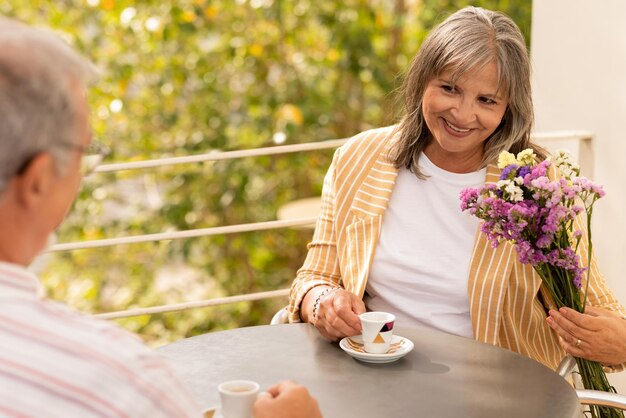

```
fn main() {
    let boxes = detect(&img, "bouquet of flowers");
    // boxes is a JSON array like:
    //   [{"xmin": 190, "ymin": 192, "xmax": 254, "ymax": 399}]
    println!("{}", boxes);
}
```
[{"xmin": 460, "ymin": 149, "xmax": 622, "ymax": 418}]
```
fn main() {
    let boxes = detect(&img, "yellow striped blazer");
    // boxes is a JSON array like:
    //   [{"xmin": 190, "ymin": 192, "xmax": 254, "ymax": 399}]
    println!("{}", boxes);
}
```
[{"xmin": 288, "ymin": 126, "xmax": 626, "ymax": 371}]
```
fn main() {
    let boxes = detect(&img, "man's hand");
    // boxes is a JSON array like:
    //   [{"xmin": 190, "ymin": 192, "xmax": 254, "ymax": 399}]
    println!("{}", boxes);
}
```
[{"xmin": 253, "ymin": 381, "xmax": 322, "ymax": 418}]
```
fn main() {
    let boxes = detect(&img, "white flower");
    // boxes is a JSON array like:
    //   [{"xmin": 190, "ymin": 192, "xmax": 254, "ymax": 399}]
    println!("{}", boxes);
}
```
[
  {"xmin": 497, "ymin": 179, "xmax": 524, "ymax": 202},
  {"xmin": 553, "ymin": 149, "xmax": 580, "ymax": 180}
]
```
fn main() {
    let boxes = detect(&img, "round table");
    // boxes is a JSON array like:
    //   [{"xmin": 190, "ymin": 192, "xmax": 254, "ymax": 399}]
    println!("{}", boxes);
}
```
[{"xmin": 157, "ymin": 323, "xmax": 580, "ymax": 418}]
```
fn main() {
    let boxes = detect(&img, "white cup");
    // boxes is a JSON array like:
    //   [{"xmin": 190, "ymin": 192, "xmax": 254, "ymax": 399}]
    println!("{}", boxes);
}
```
[
  {"xmin": 359, "ymin": 311, "xmax": 396, "ymax": 354},
  {"xmin": 218, "ymin": 380, "xmax": 260, "ymax": 418}
]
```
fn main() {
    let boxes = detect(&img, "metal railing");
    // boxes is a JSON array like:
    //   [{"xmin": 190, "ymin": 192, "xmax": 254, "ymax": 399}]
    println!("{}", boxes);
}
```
[
  {"xmin": 47, "ymin": 130, "xmax": 594, "ymax": 320},
  {"xmin": 576, "ymin": 390, "xmax": 626, "ymax": 410}
]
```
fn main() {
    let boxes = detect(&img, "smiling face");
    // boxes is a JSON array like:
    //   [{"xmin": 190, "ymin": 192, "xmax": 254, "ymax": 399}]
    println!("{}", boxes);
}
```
[{"xmin": 422, "ymin": 61, "xmax": 508, "ymax": 173}]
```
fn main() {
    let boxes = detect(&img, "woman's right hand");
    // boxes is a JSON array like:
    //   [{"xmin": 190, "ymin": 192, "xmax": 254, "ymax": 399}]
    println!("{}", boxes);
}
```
[{"xmin": 311, "ymin": 287, "xmax": 365, "ymax": 341}]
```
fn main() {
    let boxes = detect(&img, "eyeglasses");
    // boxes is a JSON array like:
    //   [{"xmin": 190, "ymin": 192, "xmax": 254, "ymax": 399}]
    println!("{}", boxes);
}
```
[
  {"xmin": 58, "ymin": 140, "xmax": 110, "ymax": 176},
  {"xmin": 16, "ymin": 139, "xmax": 110, "ymax": 177}
]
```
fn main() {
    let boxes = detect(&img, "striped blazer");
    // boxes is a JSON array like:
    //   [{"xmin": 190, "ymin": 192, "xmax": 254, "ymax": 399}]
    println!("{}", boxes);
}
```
[{"xmin": 288, "ymin": 126, "xmax": 626, "ymax": 371}]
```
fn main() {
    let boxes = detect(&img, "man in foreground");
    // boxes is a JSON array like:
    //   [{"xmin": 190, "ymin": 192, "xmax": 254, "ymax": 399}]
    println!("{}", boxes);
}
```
[{"xmin": 0, "ymin": 17, "xmax": 321, "ymax": 418}]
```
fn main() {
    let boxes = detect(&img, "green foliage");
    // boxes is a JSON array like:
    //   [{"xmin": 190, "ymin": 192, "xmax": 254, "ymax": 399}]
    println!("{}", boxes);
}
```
[{"xmin": 3, "ymin": 0, "xmax": 531, "ymax": 347}]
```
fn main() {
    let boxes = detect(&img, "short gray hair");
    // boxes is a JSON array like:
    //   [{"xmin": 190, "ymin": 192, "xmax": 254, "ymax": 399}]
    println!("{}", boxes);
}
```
[
  {"xmin": 390, "ymin": 6, "xmax": 546, "ymax": 178},
  {"xmin": 0, "ymin": 17, "xmax": 97, "ymax": 194}
]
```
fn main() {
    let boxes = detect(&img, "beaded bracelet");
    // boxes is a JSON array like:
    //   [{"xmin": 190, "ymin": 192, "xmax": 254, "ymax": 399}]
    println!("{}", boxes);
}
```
[{"xmin": 312, "ymin": 286, "xmax": 339, "ymax": 322}]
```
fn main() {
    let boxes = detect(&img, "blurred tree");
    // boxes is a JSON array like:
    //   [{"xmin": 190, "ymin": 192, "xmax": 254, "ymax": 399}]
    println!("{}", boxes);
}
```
[{"xmin": 2, "ymin": 0, "xmax": 531, "ymax": 346}]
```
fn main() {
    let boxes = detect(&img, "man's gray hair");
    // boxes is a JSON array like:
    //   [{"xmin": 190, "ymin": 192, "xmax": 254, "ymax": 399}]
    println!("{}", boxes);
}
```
[{"xmin": 0, "ymin": 17, "xmax": 97, "ymax": 194}]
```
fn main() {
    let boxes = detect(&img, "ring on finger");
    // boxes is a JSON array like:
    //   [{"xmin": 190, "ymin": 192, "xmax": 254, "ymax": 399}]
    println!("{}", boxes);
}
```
[{"xmin": 575, "ymin": 338, "xmax": 582, "ymax": 348}]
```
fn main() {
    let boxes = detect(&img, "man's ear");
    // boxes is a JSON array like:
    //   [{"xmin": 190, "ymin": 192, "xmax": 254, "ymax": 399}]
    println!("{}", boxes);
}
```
[{"xmin": 14, "ymin": 153, "xmax": 56, "ymax": 209}]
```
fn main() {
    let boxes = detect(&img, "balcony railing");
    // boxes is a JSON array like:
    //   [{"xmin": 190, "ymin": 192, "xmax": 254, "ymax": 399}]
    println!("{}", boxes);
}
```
[{"xmin": 45, "ymin": 130, "xmax": 594, "ymax": 320}]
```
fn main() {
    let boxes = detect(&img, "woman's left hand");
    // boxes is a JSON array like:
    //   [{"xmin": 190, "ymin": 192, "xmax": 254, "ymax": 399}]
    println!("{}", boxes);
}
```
[{"xmin": 547, "ymin": 306, "xmax": 626, "ymax": 366}]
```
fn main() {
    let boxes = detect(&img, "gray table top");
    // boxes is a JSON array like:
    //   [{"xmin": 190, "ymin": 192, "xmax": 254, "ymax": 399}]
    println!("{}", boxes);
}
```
[{"xmin": 157, "ymin": 323, "xmax": 580, "ymax": 418}]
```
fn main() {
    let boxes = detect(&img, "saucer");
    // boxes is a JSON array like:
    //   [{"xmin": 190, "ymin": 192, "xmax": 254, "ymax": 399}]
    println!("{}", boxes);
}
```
[{"xmin": 339, "ymin": 334, "xmax": 414, "ymax": 363}]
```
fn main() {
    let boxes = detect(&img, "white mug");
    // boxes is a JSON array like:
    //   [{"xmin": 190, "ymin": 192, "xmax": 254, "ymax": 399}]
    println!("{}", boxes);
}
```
[
  {"xmin": 359, "ymin": 311, "xmax": 395, "ymax": 354},
  {"xmin": 218, "ymin": 380, "xmax": 260, "ymax": 418}
]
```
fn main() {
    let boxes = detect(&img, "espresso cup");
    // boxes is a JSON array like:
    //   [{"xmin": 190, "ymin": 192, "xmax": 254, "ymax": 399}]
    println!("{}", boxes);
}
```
[
  {"xmin": 218, "ymin": 380, "xmax": 260, "ymax": 418},
  {"xmin": 359, "ymin": 311, "xmax": 395, "ymax": 354}
]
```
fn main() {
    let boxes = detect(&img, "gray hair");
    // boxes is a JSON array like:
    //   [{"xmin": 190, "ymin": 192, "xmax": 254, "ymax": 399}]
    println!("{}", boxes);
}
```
[
  {"xmin": 0, "ymin": 17, "xmax": 97, "ymax": 194},
  {"xmin": 390, "ymin": 6, "xmax": 546, "ymax": 178}
]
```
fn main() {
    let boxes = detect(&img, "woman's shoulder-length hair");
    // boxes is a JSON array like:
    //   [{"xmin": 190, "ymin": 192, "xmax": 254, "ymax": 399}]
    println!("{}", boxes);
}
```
[{"xmin": 389, "ymin": 6, "xmax": 547, "ymax": 178}]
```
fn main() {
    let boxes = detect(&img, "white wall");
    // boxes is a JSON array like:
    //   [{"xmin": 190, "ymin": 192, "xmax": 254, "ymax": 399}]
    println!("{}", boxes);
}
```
[{"xmin": 531, "ymin": 0, "xmax": 626, "ymax": 392}]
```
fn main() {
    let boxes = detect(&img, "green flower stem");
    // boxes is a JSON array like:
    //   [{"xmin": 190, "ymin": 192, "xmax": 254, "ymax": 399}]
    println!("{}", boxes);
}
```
[
  {"xmin": 582, "ymin": 202, "xmax": 596, "ymax": 311},
  {"xmin": 575, "ymin": 357, "xmax": 623, "ymax": 418},
  {"xmin": 539, "ymin": 265, "xmax": 623, "ymax": 418}
]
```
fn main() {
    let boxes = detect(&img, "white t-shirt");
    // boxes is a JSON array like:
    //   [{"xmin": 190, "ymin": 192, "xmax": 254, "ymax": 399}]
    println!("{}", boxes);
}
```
[{"xmin": 365, "ymin": 153, "xmax": 485, "ymax": 338}]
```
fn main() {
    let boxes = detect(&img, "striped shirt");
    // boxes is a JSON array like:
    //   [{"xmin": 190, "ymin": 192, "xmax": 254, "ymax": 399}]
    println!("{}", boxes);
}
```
[
  {"xmin": 288, "ymin": 126, "xmax": 626, "ymax": 372},
  {"xmin": 0, "ymin": 262, "xmax": 202, "ymax": 418}
]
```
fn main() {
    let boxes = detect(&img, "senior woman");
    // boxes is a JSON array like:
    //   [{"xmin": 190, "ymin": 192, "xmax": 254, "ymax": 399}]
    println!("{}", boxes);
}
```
[{"xmin": 287, "ymin": 6, "xmax": 626, "ymax": 372}]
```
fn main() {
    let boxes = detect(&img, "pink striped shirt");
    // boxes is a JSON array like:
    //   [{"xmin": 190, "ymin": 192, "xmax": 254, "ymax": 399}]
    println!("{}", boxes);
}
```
[{"xmin": 0, "ymin": 262, "xmax": 202, "ymax": 418}]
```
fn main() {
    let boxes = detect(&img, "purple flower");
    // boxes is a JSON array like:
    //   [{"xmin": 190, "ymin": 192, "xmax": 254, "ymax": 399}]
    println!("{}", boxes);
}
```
[
  {"xmin": 460, "ymin": 150, "xmax": 605, "ymax": 295},
  {"xmin": 518, "ymin": 165, "xmax": 531, "ymax": 178},
  {"xmin": 574, "ymin": 177, "xmax": 606, "ymax": 197},
  {"xmin": 572, "ymin": 267, "xmax": 586, "ymax": 289},
  {"xmin": 536, "ymin": 234, "xmax": 551, "ymax": 248},
  {"xmin": 500, "ymin": 164, "xmax": 519, "ymax": 181},
  {"xmin": 459, "ymin": 188, "xmax": 480, "ymax": 211}
]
